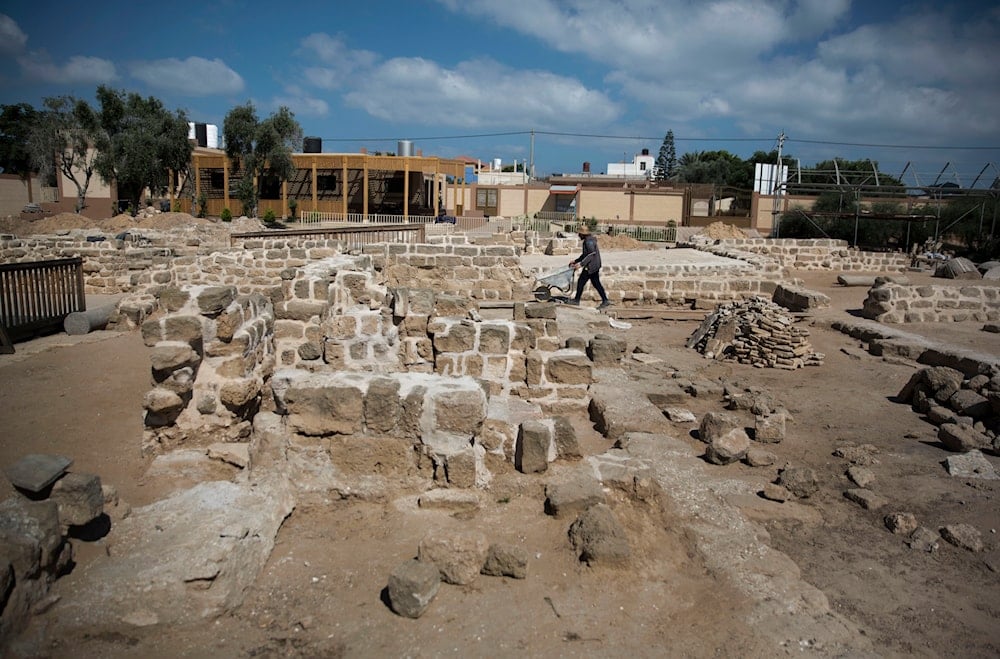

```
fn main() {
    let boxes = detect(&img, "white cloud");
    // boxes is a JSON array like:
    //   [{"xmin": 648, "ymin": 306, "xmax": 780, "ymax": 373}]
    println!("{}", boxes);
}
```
[
  {"xmin": 296, "ymin": 33, "xmax": 377, "ymax": 90},
  {"xmin": 439, "ymin": 0, "xmax": 1000, "ymax": 148},
  {"xmin": 271, "ymin": 86, "xmax": 330, "ymax": 118},
  {"xmin": 0, "ymin": 14, "xmax": 28, "ymax": 56},
  {"xmin": 129, "ymin": 57, "xmax": 244, "ymax": 96},
  {"xmin": 18, "ymin": 53, "xmax": 117, "ymax": 85},
  {"xmin": 344, "ymin": 57, "xmax": 619, "ymax": 129}
]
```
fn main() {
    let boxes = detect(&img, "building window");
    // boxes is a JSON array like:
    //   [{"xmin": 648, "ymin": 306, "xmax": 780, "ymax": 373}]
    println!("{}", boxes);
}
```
[
  {"xmin": 317, "ymin": 174, "xmax": 338, "ymax": 193},
  {"xmin": 640, "ymin": 162, "xmax": 647, "ymax": 171},
  {"xmin": 210, "ymin": 171, "xmax": 224, "ymax": 189},
  {"xmin": 476, "ymin": 188, "xmax": 497, "ymax": 209}
]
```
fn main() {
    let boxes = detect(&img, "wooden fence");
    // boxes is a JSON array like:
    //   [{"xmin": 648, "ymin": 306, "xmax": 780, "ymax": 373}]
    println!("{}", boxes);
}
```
[{"xmin": 0, "ymin": 257, "xmax": 85, "ymax": 351}]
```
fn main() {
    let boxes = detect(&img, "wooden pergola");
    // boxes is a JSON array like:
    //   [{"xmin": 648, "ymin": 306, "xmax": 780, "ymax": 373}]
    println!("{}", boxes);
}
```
[{"xmin": 175, "ymin": 150, "xmax": 469, "ymax": 219}]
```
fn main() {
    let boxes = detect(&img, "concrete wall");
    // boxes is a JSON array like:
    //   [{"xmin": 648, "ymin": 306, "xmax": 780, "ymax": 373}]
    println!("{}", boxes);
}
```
[{"xmin": 632, "ymin": 191, "xmax": 684, "ymax": 223}]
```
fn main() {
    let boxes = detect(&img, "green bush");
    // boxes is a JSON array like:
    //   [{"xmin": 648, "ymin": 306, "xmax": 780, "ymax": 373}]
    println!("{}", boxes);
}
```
[
  {"xmin": 263, "ymin": 208, "xmax": 276, "ymax": 222},
  {"xmin": 221, "ymin": 207, "xmax": 233, "ymax": 222},
  {"xmin": 288, "ymin": 199, "xmax": 298, "ymax": 221},
  {"xmin": 197, "ymin": 193, "xmax": 208, "ymax": 219}
]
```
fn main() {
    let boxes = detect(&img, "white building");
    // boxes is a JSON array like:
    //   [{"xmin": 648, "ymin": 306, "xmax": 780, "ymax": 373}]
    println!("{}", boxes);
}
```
[{"xmin": 606, "ymin": 148, "xmax": 655, "ymax": 178}]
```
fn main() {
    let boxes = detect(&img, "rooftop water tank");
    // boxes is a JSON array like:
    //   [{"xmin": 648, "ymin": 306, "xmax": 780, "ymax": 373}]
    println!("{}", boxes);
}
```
[
  {"xmin": 397, "ymin": 140, "xmax": 414, "ymax": 157},
  {"xmin": 303, "ymin": 137, "xmax": 322, "ymax": 153}
]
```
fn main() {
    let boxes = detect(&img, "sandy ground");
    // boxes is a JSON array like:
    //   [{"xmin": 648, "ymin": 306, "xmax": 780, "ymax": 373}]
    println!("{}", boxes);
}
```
[{"xmin": 1, "ymin": 257, "xmax": 999, "ymax": 657}]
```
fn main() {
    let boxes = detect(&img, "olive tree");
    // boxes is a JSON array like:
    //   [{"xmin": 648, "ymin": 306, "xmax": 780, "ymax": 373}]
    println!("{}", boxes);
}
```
[
  {"xmin": 27, "ymin": 96, "xmax": 101, "ymax": 213},
  {"xmin": 92, "ymin": 86, "xmax": 192, "ymax": 214},
  {"xmin": 0, "ymin": 103, "xmax": 39, "ymax": 201},
  {"xmin": 223, "ymin": 102, "xmax": 302, "ymax": 217}
]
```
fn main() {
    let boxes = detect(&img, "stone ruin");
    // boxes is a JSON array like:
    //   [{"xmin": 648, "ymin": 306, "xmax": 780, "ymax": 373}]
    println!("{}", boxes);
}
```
[{"xmin": 686, "ymin": 297, "xmax": 824, "ymax": 369}]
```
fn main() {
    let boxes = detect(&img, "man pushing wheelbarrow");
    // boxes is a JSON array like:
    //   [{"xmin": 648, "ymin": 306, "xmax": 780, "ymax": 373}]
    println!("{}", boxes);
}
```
[{"xmin": 567, "ymin": 225, "xmax": 611, "ymax": 309}]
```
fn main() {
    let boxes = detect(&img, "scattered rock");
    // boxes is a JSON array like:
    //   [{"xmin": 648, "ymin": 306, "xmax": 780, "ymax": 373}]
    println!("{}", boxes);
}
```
[
  {"xmin": 908, "ymin": 527, "xmax": 940, "ymax": 552},
  {"xmin": 3, "ymin": 454, "xmax": 73, "ymax": 494},
  {"xmin": 761, "ymin": 483, "xmax": 790, "ymax": 502},
  {"xmin": 568, "ymin": 504, "xmax": 630, "ymax": 567},
  {"xmin": 481, "ymin": 543, "xmax": 528, "ymax": 579},
  {"xmin": 777, "ymin": 467, "xmax": 819, "ymax": 498},
  {"xmin": 833, "ymin": 444, "xmax": 880, "ymax": 465},
  {"xmin": 515, "ymin": 420, "xmax": 550, "ymax": 474},
  {"xmin": 938, "ymin": 423, "xmax": 990, "ymax": 453},
  {"xmin": 418, "ymin": 530, "xmax": 489, "ymax": 585},
  {"xmin": 943, "ymin": 450, "xmax": 999, "ymax": 479},
  {"xmin": 884, "ymin": 512, "xmax": 918, "ymax": 536},
  {"xmin": 552, "ymin": 416, "xmax": 582, "ymax": 461},
  {"xmin": 544, "ymin": 475, "xmax": 606, "ymax": 519},
  {"xmin": 745, "ymin": 447, "xmax": 777, "ymax": 467},
  {"xmin": 698, "ymin": 411, "xmax": 742, "ymax": 444},
  {"xmin": 387, "ymin": 559, "xmax": 440, "ymax": 618},
  {"xmin": 844, "ymin": 488, "xmax": 888, "ymax": 511},
  {"xmin": 49, "ymin": 472, "xmax": 103, "ymax": 527},
  {"xmin": 753, "ymin": 411, "xmax": 786, "ymax": 443},
  {"xmin": 940, "ymin": 524, "xmax": 984, "ymax": 552},
  {"xmin": 705, "ymin": 428, "xmax": 750, "ymax": 465},
  {"xmin": 418, "ymin": 489, "xmax": 481, "ymax": 513},
  {"xmin": 846, "ymin": 465, "xmax": 876, "ymax": 488},
  {"xmin": 663, "ymin": 407, "xmax": 696, "ymax": 423}
]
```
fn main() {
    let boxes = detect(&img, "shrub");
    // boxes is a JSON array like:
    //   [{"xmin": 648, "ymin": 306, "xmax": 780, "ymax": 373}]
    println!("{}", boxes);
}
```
[
  {"xmin": 288, "ymin": 198, "xmax": 298, "ymax": 221},
  {"xmin": 197, "ymin": 193, "xmax": 208, "ymax": 219},
  {"xmin": 221, "ymin": 207, "xmax": 233, "ymax": 222},
  {"xmin": 263, "ymin": 208, "xmax": 276, "ymax": 222}
]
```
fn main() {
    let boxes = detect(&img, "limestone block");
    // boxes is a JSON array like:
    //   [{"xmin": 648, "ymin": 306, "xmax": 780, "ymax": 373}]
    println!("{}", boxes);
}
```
[
  {"xmin": 49, "ymin": 473, "xmax": 104, "ymax": 527},
  {"xmin": 197, "ymin": 286, "xmax": 236, "ymax": 316},
  {"xmin": 544, "ymin": 474, "xmax": 605, "ymax": 518},
  {"xmin": 588, "ymin": 334, "xmax": 626, "ymax": 365},
  {"xmin": 444, "ymin": 448, "xmax": 477, "ymax": 488},
  {"xmin": 156, "ymin": 287, "xmax": 190, "ymax": 312},
  {"xmin": 705, "ymin": 428, "xmax": 750, "ymax": 465},
  {"xmin": 947, "ymin": 389, "xmax": 991, "ymax": 420},
  {"xmin": 510, "ymin": 324, "xmax": 536, "ymax": 351},
  {"xmin": 699, "ymin": 411, "xmax": 743, "ymax": 444},
  {"xmin": 144, "ymin": 387, "xmax": 184, "ymax": 416},
  {"xmin": 279, "ymin": 381, "xmax": 364, "ymax": 436},
  {"xmin": 754, "ymin": 411, "xmax": 786, "ymax": 443},
  {"xmin": 418, "ymin": 530, "xmax": 489, "ymax": 585},
  {"xmin": 277, "ymin": 300, "xmax": 327, "ymax": 322},
  {"xmin": 553, "ymin": 416, "xmax": 582, "ymax": 460},
  {"xmin": 219, "ymin": 378, "xmax": 260, "ymax": 410},
  {"xmin": 938, "ymin": 423, "xmax": 989, "ymax": 452},
  {"xmin": 3, "ymin": 454, "xmax": 72, "ymax": 494},
  {"xmin": 0, "ymin": 498, "xmax": 63, "ymax": 579},
  {"xmin": 568, "ymin": 504, "xmax": 630, "ymax": 567},
  {"xmin": 323, "ymin": 315, "xmax": 358, "ymax": 340},
  {"xmin": 515, "ymin": 421, "xmax": 550, "ymax": 474},
  {"xmin": 545, "ymin": 353, "xmax": 592, "ymax": 385},
  {"xmin": 481, "ymin": 543, "xmax": 528, "ymax": 579},
  {"xmin": 364, "ymin": 378, "xmax": 402, "ymax": 433},
  {"xmin": 432, "ymin": 321, "xmax": 476, "ymax": 353},
  {"xmin": 778, "ymin": 466, "xmax": 819, "ymax": 498},
  {"xmin": 432, "ymin": 386, "xmax": 487, "ymax": 436},
  {"xmin": 387, "ymin": 559, "xmax": 440, "ymax": 618},
  {"xmin": 479, "ymin": 324, "xmax": 511, "ymax": 354}
]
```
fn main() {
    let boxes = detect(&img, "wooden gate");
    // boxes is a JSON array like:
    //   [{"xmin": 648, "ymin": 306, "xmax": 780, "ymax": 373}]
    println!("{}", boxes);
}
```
[{"xmin": 0, "ymin": 257, "xmax": 86, "ymax": 352}]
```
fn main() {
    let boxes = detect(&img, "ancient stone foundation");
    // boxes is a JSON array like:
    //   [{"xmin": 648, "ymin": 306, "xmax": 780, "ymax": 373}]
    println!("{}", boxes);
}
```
[{"xmin": 862, "ymin": 282, "xmax": 1000, "ymax": 323}]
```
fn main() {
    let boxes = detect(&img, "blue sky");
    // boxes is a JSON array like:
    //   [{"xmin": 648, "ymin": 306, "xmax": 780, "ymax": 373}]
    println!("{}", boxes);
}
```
[{"xmin": 2, "ymin": 0, "xmax": 999, "ymax": 185}]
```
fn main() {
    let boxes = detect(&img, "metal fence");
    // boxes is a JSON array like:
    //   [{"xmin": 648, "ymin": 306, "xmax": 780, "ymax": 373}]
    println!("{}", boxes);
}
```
[{"xmin": 0, "ymin": 257, "xmax": 85, "ymax": 349}]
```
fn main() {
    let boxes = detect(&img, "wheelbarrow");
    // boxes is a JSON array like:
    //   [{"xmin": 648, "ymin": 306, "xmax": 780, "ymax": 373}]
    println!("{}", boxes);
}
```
[{"xmin": 533, "ymin": 267, "xmax": 576, "ymax": 301}]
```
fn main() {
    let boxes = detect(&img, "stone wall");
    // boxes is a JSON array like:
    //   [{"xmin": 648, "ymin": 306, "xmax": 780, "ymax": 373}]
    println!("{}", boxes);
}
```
[
  {"xmin": 139, "ymin": 285, "xmax": 275, "ymax": 454},
  {"xmin": 707, "ymin": 238, "xmax": 910, "ymax": 272},
  {"xmin": 862, "ymin": 283, "xmax": 1000, "ymax": 323}
]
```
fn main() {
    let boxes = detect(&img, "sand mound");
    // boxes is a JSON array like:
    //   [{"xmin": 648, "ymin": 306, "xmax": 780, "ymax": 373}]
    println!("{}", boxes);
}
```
[
  {"xmin": 600, "ymin": 234, "xmax": 659, "ymax": 250},
  {"xmin": 0, "ymin": 211, "xmax": 215, "ymax": 237},
  {"xmin": 699, "ymin": 221, "xmax": 746, "ymax": 239}
]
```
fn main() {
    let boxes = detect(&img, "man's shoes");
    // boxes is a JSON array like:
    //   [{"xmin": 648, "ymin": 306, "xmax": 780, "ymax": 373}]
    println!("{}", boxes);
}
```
[
  {"xmin": 566, "ymin": 299, "xmax": 580, "ymax": 306},
  {"xmin": 598, "ymin": 300, "xmax": 612, "ymax": 309}
]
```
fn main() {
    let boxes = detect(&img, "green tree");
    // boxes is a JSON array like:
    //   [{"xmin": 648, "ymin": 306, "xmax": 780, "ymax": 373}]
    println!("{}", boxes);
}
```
[
  {"xmin": 0, "ymin": 103, "xmax": 40, "ymax": 201},
  {"xmin": 654, "ymin": 130, "xmax": 677, "ymax": 181},
  {"xmin": 675, "ymin": 150, "xmax": 749, "ymax": 188},
  {"xmin": 27, "ymin": 96, "xmax": 101, "ymax": 213},
  {"xmin": 91, "ymin": 86, "xmax": 192, "ymax": 215},
  {"xmin": 223, "ymin": 102, "xmax": 302, "ymax": 217}
]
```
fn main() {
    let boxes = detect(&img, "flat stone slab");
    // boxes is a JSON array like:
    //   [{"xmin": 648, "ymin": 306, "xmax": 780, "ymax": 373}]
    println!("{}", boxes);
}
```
[
  {"xmin": 944, "ymin": 450, "xmax": 999, "ymax": 480},
  {"xmin": 4, "ymin": 454, "xmax": 73, "ymax": 493}
]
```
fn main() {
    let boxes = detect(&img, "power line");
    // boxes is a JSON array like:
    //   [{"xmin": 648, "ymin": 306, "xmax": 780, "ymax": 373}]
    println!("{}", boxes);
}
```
[{"xmin": 788, "ymin": 138, "xmax": 1000, "ymax": 150}]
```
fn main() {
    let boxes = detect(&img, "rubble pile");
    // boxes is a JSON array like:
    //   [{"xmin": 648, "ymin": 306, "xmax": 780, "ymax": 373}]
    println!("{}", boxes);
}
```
[{"xmin": 686, "ymin": 297, "xmax": 824, "ymax": 369}]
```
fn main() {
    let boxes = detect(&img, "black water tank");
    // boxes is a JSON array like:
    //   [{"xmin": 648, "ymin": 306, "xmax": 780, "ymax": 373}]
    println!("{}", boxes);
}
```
[
  {"xmin": 195, "ymin": 123, "xmax": 208, "ymax": 147},
  {"xmin": 641, "ymin": 148, "xmax": 649, "ymax": 156},
  {"xmin": 303, "ymin": 137, "xmax": 322, "ymax": 153}
]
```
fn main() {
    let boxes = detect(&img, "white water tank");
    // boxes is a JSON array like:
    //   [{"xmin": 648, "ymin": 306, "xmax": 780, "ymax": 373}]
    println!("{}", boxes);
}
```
[
  {"xmin": 493, "ymin": 158, "xmax": 502, "ymax": 170},
  {"xmin": 206, "ymin": 124, "xmax": 219, "ymax": 149},
  {"xmin": 398, "ymin": 140, "xmax": 414, "ymax": 157}
]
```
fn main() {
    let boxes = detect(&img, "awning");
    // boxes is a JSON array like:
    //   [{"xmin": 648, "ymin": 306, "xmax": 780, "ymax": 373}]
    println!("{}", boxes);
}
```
[{"xmin": 549, "ymin": 185, "xmax": 580, "ymax": 194}]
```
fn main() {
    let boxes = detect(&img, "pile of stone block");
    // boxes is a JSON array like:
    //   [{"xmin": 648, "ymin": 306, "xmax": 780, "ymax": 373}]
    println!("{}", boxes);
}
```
[
  {"xmin": 1, "ymin": 454, "xmax": 105, "ymax": 640},
  {"xmin": 687, "ymin": 297, "xmax": 823, "ymax": 369},
  {"xmin": 897, "ymin": 365, "xmax": 1000, "ymax": 453}
]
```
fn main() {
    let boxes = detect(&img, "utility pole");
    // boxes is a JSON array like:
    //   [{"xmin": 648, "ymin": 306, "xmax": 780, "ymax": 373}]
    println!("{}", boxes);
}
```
[
  {"xmin": 771, "ymin": 131, "xmax": 786, "ymax": 237},
  {"xmin": 529, "ymin": 129, "xmax": 535, "ymax": 180}
]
